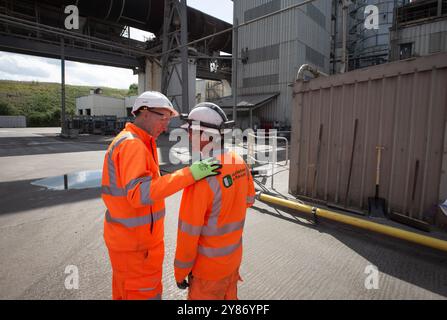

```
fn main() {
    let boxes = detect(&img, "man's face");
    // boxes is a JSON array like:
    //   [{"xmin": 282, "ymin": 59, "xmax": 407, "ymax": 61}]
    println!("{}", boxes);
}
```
[
  {"xmin": 188, "ymin": 129, "xmax": 220, "ymax": 153},
  {"xmin": 140, "ymin": 108, "xmax": 172, "ymax": 139}
]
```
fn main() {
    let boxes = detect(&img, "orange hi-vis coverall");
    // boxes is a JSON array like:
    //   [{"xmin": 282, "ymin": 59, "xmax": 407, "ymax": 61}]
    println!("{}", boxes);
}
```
[
  {"xmin": 174, "ymin": 149, "xmax": 256, "ymax": 300},
  {"xmin": 101, "ymin": 123, "xmax": 195, "ymax": 300}
]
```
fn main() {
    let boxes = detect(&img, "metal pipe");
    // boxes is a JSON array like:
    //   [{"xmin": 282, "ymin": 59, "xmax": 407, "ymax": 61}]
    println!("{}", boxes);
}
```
[
  {"xmin": 232, "ymin": 17, "xmax": 239, "ymax": 124},
  {"xmin": 0, "ymin": 14, "xmax": 155, "ymax": 58},
  {"xmin": 296, "ymin": 64, "xmax": 328, "ymax": 81},
  {"xmin": 180, "ymin": 0, "xmax": 189, "ymax": 114},
  {"xmin": 257, "ymin": 193, "xmax": 447, "ymax": 253},
  {"xmin": 341, "ymin": 0, "xmax": 349, "ymax": 73}
]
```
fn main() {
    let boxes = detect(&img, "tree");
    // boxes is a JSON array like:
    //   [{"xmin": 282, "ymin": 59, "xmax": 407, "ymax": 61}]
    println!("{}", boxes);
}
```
[
  {"xmin": 0, "ymin": 102, "xmax": 14, "ymax": 115},
  {"xmin": 127, "ymin": 83, "xmax": 138, "ymax": 96}
]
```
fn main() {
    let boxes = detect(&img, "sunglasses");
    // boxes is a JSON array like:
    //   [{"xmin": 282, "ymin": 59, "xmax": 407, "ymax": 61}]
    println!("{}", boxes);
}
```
[{"xmin": 140, "ymin": 107, "xmax": 171, "ymax": 121}]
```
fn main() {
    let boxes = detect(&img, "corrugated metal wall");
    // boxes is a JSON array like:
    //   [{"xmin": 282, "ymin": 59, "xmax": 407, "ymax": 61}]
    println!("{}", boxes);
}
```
[
  {"xmin": 289, "ymin": 52, "xmax": 447, "ymax": 222},
  {"xmin": 234, "ymin": 0, "xmax": 331, "ymax": 124}
]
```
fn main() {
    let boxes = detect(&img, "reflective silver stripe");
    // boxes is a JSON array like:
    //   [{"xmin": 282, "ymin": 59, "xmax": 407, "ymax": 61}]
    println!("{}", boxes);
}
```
[
  {"xmin": 174, "ymin": 259, "xmax": 195, "ymax": 269},
  {"xmin": 152, "ymin": 209, "xmax": 165, "ymax": 222},
  {"xmin": 105, "ymin": 209, "xmax": 165, "ymax": 228},
  {"xmin": 108, "ymin": 134, "xmax": 135, "ymax": 187},
  {"xmin": 201, "ymin": 219, "xmax": 245, "ymax": 236},
  {"xmin": 178, "ymin": 220, "xmax": 202, "ymax": 236},
  {"xmin": 104, "ymin": 132, "xmax": 138, "ymax": 196},
  {"xmin": 139, "ymin": 179, "xmax": 153, "ymax": 205},
  {"xmin": 101, "ymin": 185, "xmax": 127, "ymax": 197},
  {"xmin": 125, "ymin": 176, "xmax": 150, "ymax": 192},
  {"xmin": 123, "ymin": 176, "xmax": 154, "ymax": 205},
  {"xmin": 247, "ymin": 196, "xmax": 255, "ymax": 204},
  {"xmin": 179, "ymin": 218, "xmax": 244, "ymax": 237},
  {"xmin": 147, "ymin": 294, "xmax": 161, "ymax": 300},
  {"xmin": 198, "ymin": 238, "xmax": 242, "ymax": 258},
  {"xmin": 139, "ymin": 287, "xmax": 156, "ymax": 292},
  {"xmin": 206, "ymin": 176, "xmax": 222, "ymax": 227}
]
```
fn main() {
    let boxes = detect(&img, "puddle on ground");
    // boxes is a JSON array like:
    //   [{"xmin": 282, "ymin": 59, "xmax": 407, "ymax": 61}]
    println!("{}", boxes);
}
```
[{"xmin": 31, "ymin": 170, "xmax": 102, "ymax": 190}]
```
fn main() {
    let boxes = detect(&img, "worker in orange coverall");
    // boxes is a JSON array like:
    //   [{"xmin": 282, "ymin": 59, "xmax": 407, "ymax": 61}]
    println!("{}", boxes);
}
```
[
  {"xmin": 101, "ymin": 92, "xmax": 222, "ymax": 300},
  {"xmin": 174, "ymin": 102, "xmax": 256, "ymax": 300}
]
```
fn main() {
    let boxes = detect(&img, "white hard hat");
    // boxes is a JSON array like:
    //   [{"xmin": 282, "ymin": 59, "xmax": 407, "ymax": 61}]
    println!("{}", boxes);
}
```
[
  {"xmin": 132, "ymin": 91, "xmax": 179, "ymax": 117},
  {"xmin": 181, "ymin": 102, "xmax": 234, "ymax": 134}
]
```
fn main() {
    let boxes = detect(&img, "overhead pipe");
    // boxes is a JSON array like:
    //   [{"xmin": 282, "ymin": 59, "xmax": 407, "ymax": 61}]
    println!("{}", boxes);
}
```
[
  {"xmin": 340, "ymin": 0, "xmax": 350, "ymax": 73},
  {"xmin": 256, "ymin": 192, "xmax": 447, "ymax": 253},
  {"xmin": 296, "ymin": 64, "xmax": 328, "ymax": 81}
]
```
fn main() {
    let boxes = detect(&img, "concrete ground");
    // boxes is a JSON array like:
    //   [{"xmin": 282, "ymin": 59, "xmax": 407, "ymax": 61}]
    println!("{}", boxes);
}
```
[{"xmin": 0, "ymin": 128, "xmax": 446, "ymax": 300}]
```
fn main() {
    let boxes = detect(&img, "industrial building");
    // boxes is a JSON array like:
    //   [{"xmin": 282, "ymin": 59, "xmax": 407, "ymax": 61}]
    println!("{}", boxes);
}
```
[
  {"xmin": 75, "ymin": 89, "xmax": 128, "ymax": 118},
  {"xmin": 390, "ymin": 0, "xmax": 447, "ymax": 60},
  {"xmin": 227, "ymin": 0, "xmax": 447, "ymax": 129},
  {"xmin": 229, "ymin": 0, "xmax": 332, "ymax": 129},
  {"xmin": 330, "ymin": 0, "xmax": 447, "ymax": 71},
  {"xmin": 331, "ymin": 0, "xmax": 407, "ymax": 72},
  {"xmin": 1, "ymin": 0, "xmax": 447, "ymax": 303},
  {"xmin": 75, "ymin": 80, "xmax": 231, "ymax": 120},
  {"xmin": 196, "ymin": 79, "xmax": 232, "ymax": 104}
]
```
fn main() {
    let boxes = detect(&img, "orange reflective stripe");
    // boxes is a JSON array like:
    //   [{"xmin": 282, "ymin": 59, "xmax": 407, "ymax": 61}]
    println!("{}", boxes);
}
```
[
  {"xmin": 174, "ymin": 259, "xmax": 195, "ymax": 269},
  {"xmin": 105, "ymin": 209, "xmax": 165, "ymax": 228},
  {"xmin": 198, "ymin": 238, "xmax": 242, "ymax": 258}
]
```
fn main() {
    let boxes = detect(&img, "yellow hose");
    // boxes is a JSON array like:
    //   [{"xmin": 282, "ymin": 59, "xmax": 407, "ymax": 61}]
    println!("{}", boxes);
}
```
[{"xmin": 258, "ymin": 193, "xmax": 447, "ymax": 253}]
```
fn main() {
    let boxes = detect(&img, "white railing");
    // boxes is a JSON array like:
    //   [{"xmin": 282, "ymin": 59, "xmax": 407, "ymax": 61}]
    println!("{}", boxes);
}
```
[{"xmin": 247, "ymin": 131, "xmax": 289, "ymax": 189}]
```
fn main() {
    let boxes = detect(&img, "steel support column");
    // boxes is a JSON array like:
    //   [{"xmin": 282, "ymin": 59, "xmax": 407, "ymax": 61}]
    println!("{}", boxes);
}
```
[
  {"xmin": 161, "ymin": 0, "xmax": 190, "ymax": 114},
  {"xmin": 60, "ymin": 38, "xmax": 66, "ymax": 136}
]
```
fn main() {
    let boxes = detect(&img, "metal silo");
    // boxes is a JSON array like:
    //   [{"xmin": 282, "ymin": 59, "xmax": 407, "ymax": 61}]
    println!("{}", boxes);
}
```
[{"xmin": 348, "ymin": 0, "xmax": 405, "ymax": 69}]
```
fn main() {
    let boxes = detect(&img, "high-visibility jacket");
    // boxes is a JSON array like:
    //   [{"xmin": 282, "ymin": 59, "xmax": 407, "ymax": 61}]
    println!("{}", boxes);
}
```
[
  {"xmin": 102, "ymin": 123, "xmax": 195, "ymax": 252},
  {"xmin": 174, "ymin": 149, "xmax": 256, "ymax": 282}
]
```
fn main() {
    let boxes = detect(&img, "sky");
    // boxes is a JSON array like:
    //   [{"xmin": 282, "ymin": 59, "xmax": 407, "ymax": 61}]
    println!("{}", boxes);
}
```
[{"xmin": 0, "ymin": 0, "xmax": 233, "ymax": 89}]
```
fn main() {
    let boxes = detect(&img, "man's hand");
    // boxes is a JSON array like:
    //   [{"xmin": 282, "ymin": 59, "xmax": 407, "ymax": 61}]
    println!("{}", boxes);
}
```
[
  {"xmin": 177, "ymin": 279, "xmax": 189, "ymax": 290},
  {"xmin": 189, "ymin": 157, "xmax": 222, "ymax": 181}
]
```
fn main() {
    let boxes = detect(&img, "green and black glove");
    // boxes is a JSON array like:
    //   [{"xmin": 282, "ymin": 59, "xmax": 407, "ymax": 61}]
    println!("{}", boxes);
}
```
[{"xmin": 189, "ymin": 157, "xmax": 222, "ymax": 181}]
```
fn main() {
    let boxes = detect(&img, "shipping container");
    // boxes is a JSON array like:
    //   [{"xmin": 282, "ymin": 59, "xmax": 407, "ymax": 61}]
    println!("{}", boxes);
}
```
[{"xmin": 289, "ymin": 52, "xmax": 447, "ymax": 223}]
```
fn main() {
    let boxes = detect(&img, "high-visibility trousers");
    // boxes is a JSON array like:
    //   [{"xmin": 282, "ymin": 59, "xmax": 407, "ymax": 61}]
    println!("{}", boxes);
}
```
[
  {"xmin": 188, "ymin": 268, "xmax": 242, "ymax": 300},
  {"xmin": 107, "ymin": 242, "xmax": 164, "ymax": 300}
]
